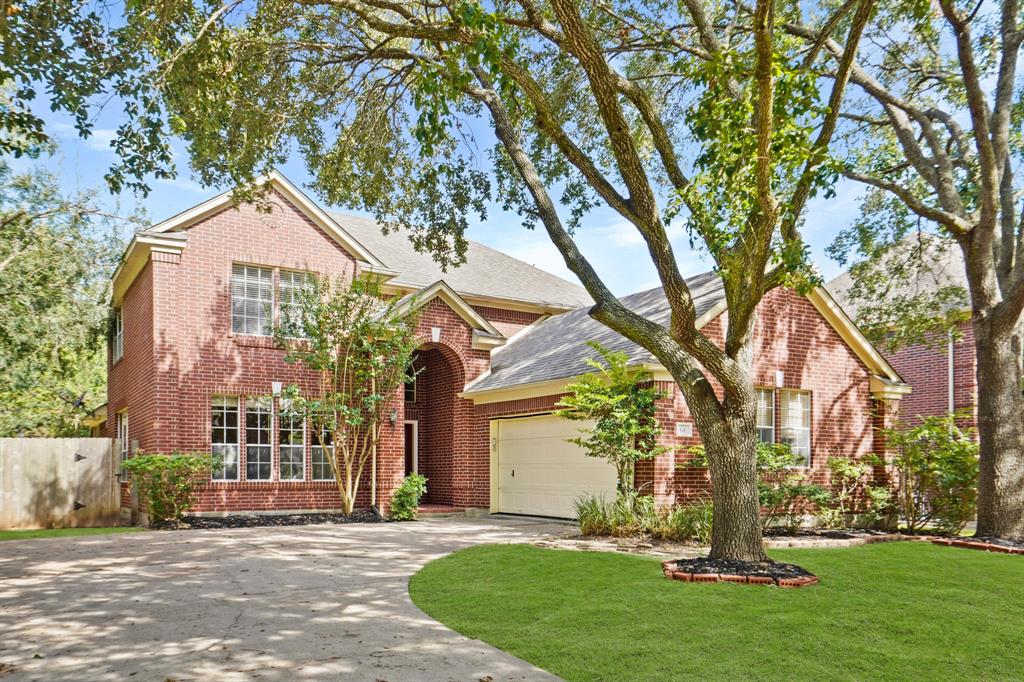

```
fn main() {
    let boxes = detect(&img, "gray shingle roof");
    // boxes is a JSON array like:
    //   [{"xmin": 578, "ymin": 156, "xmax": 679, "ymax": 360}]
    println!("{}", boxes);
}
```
[
  {"xmin": 826, "ymin": 235, "xmax": 968, "ymax": 317},
  {"xmin": 465, "ymin": 271, "xmax": 725, "ymax": 393},
  {"xmin": 329, "ymin": 212, "xmax": 592, "ymax": 309}
]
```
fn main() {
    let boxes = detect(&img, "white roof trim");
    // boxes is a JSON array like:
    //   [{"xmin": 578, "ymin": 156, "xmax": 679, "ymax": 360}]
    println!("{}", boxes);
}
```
[
  {"xmin": 147, "ymin": 170, "xmax": 387, "ymax": 269},
  {"xmin": 111, "ymin": 232, "xmax": 187, "ymax": 305},
  {"xmin": 806, "ymin": 287, "xmax": 904, "ymax": 383},
  {"xmin": 394, "ymin": 280, "xmax": 504, "ymax": 339}
]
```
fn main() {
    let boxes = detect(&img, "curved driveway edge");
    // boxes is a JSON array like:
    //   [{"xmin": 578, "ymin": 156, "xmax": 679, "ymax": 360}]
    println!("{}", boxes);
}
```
[{"xmin": 0, "ymin": 516, "xmax": 572, "ymax": 681}]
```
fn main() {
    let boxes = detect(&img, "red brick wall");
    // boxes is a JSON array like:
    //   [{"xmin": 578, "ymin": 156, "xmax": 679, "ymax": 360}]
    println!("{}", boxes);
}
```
[
  {"xmin": 882, "ymin": 321, "xmax": 976, "ymax": 428},
  {"xmin": 108, "ymin": 196, "xmax": 521, "ymax": 513},
  {"xmin": 473, "ymin": 305, "xmax": 543, "ymax": 338}
]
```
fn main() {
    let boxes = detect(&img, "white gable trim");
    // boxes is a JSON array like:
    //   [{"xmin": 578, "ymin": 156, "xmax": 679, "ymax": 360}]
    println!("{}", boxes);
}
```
[
  {"xmin": 111, "ymin": 232, "xmax": 187, "ymax": 305},
  {"xmin": 147, "ymin": 171, "xmax": 388, "ymax": 270},
  {"xmin": 394, "ymin": 280, "xmax": 506, "ymax": 350}
]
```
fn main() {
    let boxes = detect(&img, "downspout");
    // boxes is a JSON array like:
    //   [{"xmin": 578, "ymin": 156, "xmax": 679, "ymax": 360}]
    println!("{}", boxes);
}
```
[
  {"xmin": 948, "ymin": 329, "xmax": 955, "ymax": 414},
  {"xmin": 371, "ymin": 374, "xmax": 377, "ymax": 511}
]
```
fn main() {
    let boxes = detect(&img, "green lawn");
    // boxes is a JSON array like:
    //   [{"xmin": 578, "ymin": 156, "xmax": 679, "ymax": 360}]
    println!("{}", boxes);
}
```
[
  {"xmin": 0, "ymin": 526, "xmax": 142, "ymax": 542},
  {"xmin": 410, "ymin": 542, "xmax": 1024, "ymax": 681}
]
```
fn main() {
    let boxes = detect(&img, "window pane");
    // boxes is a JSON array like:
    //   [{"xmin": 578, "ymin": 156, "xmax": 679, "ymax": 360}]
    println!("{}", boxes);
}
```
[
  {"xmin": 279, "ymin": 410, "xmax": 305, "ymax": 480},
  {"xmin": 231, "ymin": 264, "xmax": 274, "ymax": 337},
  {"xmin": 211, "ymin": 397, "xmax": 239, "ymax": 480},
  {"xmin": 779, "ymin": 389, "xmax": 811, "ymax": 464},
  {"xmin": 755, "ymin": 388, "xmax": 774, "ymax": 444},
  {"xmin": 245, "ymin": 398, "xmax": 272, "ymax": 480}
]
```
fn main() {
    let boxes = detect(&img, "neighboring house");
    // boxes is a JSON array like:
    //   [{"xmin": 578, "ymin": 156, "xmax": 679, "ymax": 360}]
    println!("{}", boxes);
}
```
[
  {"xmin": 827, "ymin": 241, "xmax": 976, "ymax": 429},
  {"xmin": 97, "ymin": 171, "xmax": 909, "ymax": 518}
]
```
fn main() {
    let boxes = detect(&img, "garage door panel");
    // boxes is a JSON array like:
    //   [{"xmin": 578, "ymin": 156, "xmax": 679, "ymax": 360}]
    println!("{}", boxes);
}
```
[{"xmin": 494, "ymin": 415, "xmax": 617, "ymax": 518}]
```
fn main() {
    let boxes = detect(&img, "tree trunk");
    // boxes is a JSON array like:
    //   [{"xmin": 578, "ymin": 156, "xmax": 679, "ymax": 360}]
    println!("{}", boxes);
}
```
[
  {"xmin": 702, "ymin": 417, "xmax": 767, "ymax": 561},
  {"xmin": 973, "ymin": 317, "xmax": 1024, "ymax": 541}
]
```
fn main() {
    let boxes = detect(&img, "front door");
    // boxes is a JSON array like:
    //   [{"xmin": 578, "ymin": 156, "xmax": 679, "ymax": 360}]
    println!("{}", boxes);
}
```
[{"xmin": 403, "ymin": 421, "xmax": 418, "ymax": 476}]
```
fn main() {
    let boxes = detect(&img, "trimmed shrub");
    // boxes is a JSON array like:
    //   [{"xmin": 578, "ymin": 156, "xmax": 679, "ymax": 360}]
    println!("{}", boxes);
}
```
[
  {"xmin": 389, "ymin": 473, "xmax": 428, "ymax": 521},
  {"xmin": 121, "ymin": 452, "xmax": 218, "ymax": 525},
  {"xmin": 574, "ymin": 492, "xmax": 714, "ymax": 544}
]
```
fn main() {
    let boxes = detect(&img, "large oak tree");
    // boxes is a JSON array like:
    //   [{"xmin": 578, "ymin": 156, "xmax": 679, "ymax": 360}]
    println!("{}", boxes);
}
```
[
  {"xmin": 46, "ymin": 0, "xmax": 873, "ymax": 560},
  {"xmin": 801, "ymin": 0, "xmax": 1024, "ymax": 541}
]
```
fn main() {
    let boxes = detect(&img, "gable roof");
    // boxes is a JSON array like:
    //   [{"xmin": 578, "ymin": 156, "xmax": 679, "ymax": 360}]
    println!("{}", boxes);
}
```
[
  {"xmin": 826, "ymin": 234, "xmax": 968, "ymax": 317},
  {"xmin": 391, "ymin": 280, "xmax": 507, "ymax": 350},
  {"xmin": 462, "ymin": 270, "xmax": 906, "ymax": 401},
  {"xmin": 329, "ymin": 212, "xmax": 593, "ymax": 311}
]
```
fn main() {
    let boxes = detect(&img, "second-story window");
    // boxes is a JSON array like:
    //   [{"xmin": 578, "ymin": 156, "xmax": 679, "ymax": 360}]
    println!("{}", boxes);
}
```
[
  {"xmin": 279, "ymin": 270, "xmax": 313, "ymax": 337},
  {"xmin": 231, "ymin": 264, "xmax": 273, "ymax": 336},
  {"xmin": 112, "ymin": 310, "xmax": 124, "ymax": 362}
]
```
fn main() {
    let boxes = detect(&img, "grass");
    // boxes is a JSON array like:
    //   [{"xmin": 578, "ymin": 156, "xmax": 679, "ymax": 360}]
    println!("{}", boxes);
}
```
[
  {"xmin": 410, "ymin": 542, "xmax": 1024, "ymax": 681},
  {"xmin": 0, "ymin": 526, "xmax": 142, "ymax": 542}
]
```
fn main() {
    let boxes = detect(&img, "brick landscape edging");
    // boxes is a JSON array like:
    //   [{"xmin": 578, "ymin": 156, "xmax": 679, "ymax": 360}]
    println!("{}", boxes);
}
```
[
  {"xmin": 930, "ymin": 538, "xmax": 1024, "ymax": 555},
  {"xmin": 660, "ymin": 560, "xmax": 820, "ymax": 588}
]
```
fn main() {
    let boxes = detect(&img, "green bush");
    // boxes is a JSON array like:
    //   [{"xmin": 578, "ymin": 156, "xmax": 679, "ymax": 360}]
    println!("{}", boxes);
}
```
[
  {"xmin": 389, "ymin": 473, "xmax": 428, "ymax": 521},
  {"xmin": 882, "ymin": 414, "xmax": 979, "ymax": 534},
  {"xmin": 574, "ymin": 494, "xmax": 614, "ymax": 536},
  {"xmin": 817, "ymin": 456, "xmax": 894, "ymax": 530},
  {"xmin": 121, "ymin": 452, "xmax": 218, "ymax": 525},
  {"xmin": 574, "ymin": 492, "xmax": 713, "ymax": 544}
]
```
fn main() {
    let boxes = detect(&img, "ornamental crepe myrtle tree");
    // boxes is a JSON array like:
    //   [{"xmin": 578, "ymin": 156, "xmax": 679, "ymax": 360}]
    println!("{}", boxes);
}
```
[
  {"xmin": 786, "ymin": 0, "xmax": 1024, "ymax": 542},
  {"xmin": 74, "ymin": 0, "xmax": 875, "ymax": 561},
  {"xmin": 274, "ymin": 276, "xmax": 419, "ymax": 515}
]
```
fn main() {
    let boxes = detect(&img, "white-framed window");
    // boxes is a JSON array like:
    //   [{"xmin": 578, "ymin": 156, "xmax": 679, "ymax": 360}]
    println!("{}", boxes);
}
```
[
  {"xmin": 780, "ymin": 389, "xmax": 812, "ymax": 465},
  {"xmin": 279, "ymin": 269, "xmax": 313, "ymax": 337},
  {"xmin": 117, "ymin": 411, "xmax": 130, "ymax": 463},
  {"xmin": 279, "ymin": 405, "xmax": 305, "ymax": 480},
  {"xmin": 211, "ymin": 396, "xmax": 240, "ymax": 480},
  {"xmin": 245, "ymin": 397, "xmax": 272, "ymax": 481},
  {"xmin": 231, "ymin": 264, "xmax": 273, "ymax": 336},
  {"xmin": 311, "ymin": 422, "xmax": 334, "ymax": 481},
  {"xmin": 112, "ymin": 309, "xmax": 124, "ymax": 362},
  {"xmin": 756, "ymin": 388, "xmax": 775, "ymax": 444}
]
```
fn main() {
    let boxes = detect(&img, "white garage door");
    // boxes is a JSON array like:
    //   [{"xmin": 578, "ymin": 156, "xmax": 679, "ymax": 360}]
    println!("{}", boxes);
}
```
[{"xmin": 493, "ymin": 415, "xmax": 617, "ymax": 518}]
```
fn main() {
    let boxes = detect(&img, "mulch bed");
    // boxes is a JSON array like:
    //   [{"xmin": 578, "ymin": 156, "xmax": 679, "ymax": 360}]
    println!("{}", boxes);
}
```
[
  {"xmin": 152, "ymin": 510, "xmax": 384, "ymax": 530},
  {"xmin": 931, "ymin": 536, "xmax": 1024, "ymax": 555},
  {"xmin": 662, "ymin": 557, "xmax": 819, "ymax": 588}
]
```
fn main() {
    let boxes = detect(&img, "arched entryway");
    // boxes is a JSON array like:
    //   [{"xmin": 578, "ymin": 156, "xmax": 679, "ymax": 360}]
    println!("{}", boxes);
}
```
[{"xmin": 403, "ymin": 342, "xmax": 466, "ymax": 507}]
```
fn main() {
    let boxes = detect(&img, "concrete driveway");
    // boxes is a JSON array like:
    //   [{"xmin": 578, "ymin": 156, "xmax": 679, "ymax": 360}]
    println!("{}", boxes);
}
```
[{"xmin": 0, "ymin": 516, "xmax": 573, "ymax": 681}]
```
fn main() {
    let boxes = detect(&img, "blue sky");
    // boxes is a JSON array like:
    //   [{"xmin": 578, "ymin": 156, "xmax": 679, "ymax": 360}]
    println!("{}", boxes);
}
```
[{"xmin": 18, "ymin": 108, "xmax": 863, "ymax": 296}]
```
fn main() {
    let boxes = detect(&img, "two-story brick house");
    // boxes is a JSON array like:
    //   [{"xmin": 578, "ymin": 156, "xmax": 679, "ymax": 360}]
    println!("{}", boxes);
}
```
[{"xmin": 98, "ymin": 172, "xmax": 909, "ymax": 518}]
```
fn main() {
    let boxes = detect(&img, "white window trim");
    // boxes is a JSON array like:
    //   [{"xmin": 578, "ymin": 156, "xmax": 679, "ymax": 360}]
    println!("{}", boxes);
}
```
[
  {"xmin": 278, "ymin": 406, "xmax": 306, "ymax": 482},
  {"xmin": 211, "ymin": 396, "xmax": 240, "ymax": 481},
  {"xmin": 279, "ymin": 269, "xmax": 313, "ymax": 339},
  {"xmin": 779, "ymin": 389, "xmax": 812, "ymax": 466},
  {"xmin": 112, "ymin": 310, "xmax": 124, "ymax": 362},
  {"xmin": 231, "ymin": 263, "xmax": 274, "ymax": 337},
  {"xmin": 311, "ymin": 430, "xmax": 334, "ymax": 482},
  {"xmin": 755, "ymin": 387, "xmax": 775, "ymax": 445},
  {"xmin": 117, "ymin": 411, "xmax": 130, "ymax": 464},
  {"xmin": 244, "ymin": 397, "xmax": 274, "ymax": 482}
]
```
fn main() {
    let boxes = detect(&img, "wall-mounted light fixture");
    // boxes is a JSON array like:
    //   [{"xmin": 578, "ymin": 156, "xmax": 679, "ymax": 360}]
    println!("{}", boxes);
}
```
[
  {"xmin": 272, "ymin": 381, "xmax": 283, "ymax": 396},
  {"xmin": 389, "ymin": 408, "xmax": 398, "ymax": 425}
]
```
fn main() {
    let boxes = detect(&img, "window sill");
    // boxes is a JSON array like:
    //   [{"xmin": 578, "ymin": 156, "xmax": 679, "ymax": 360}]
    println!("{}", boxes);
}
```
[{"xmin": 230, "ymin": 334, "xmax": 279, "ymax": 349}]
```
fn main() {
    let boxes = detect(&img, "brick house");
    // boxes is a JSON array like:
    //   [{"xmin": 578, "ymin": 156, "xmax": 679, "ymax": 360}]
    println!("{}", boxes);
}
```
[
  {"xmin": 827, "ymin": 241, "xmax": 976, "ymax": 430},
  {"xmin": 96, "ymin": 172, "xmax": 909, "ymax": 518}
]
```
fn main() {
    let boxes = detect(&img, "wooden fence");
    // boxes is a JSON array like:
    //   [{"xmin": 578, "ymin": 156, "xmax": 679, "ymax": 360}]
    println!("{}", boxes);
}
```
[{"xmin": 0, "ymin": 438, "xmax": 120, "ymax": 529}]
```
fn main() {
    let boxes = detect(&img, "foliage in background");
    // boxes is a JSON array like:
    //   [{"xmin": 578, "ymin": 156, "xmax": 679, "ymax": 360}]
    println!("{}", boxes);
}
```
[
  {"xmin": 121, "ymin": 452, "xmax": 219, "ymax": 525},
  {"xmin": 574, "ymin": 492, "xmax": 713, "ymax": 545},
  {"xmin": 0, "ymin": 161, "xmax": 130, "ymax": 436},
  {"xmin": 275, "ymin": 276, "xmax": 419, "ymax": 514},
  {"xmin": 818, "ymin": 456, "xmax": 893, "ymax": 530},
  {"xmin": 389, "ymin": 473, "xmax": 428, "ymax": 521},
  {"xmin": 881, "ymin": 414, "xmax": 979, "ymax": 535},
  {"xmin": 556, "ymin": 342, "xmax": 667, "ymax": 496}
]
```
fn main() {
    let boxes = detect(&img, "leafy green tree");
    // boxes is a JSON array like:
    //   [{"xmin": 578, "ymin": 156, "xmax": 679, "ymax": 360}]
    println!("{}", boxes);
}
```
[
  {"xmin": 40, "ymin": 0, "xmax": 874, "ymax": 561},
  {"xmin": 0, "ymin": 162, "xmax": 128, "ymax": 436},
  {"xmin": 793, "ymin": 1, "xmax": 1024, "ymax": 542},
  {"xmin": 275, "ymin": 276, "xmax": 419, "ymax": 515},
  {"xmin": 555, "ymin": 342, "xmax": 667, "ymax": 497}
]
